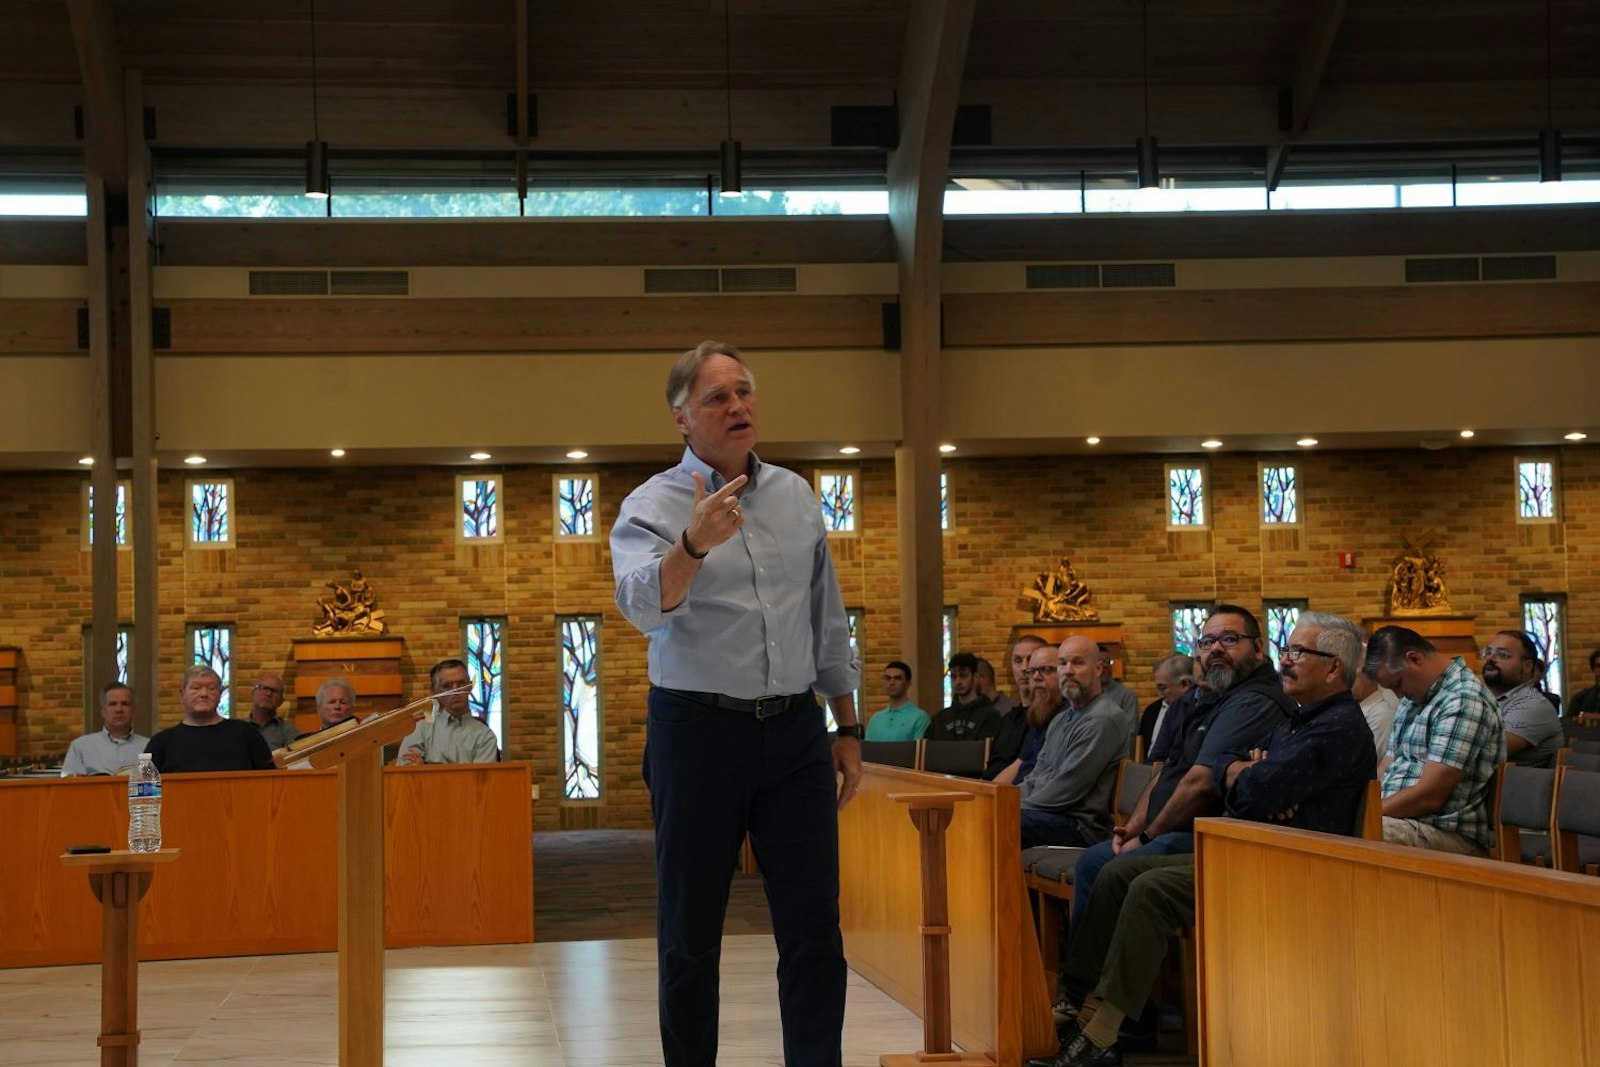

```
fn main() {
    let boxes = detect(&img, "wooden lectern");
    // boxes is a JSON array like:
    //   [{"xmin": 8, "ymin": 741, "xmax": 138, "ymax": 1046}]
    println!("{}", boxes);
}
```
[{"xmin": 275, "ymin": 697, "xmax": 436, "ymax": 1066}]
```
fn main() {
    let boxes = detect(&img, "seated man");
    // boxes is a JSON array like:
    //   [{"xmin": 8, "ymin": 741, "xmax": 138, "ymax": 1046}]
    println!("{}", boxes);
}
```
[
  {"xmin": 1351, "ymin": 648, "xmax": 1399, "ymax": 755},
  {"xmin": 1481, "ymin": 630, "xmax": 1563, "ymax": 767},
  {"xmin": 1068, "ymin": 604, "xmax": 1291, "ymax": 931},
  {"xmin": 397, "ymin": 658, "xmax": 499, "ymax": 765},
  {"xmin": 1018, "ymin": 636, "xmax": 1133, "ymax": 849},
  {"xmin": 1096, "ymin": 646, "xmax": 1139, "ymax": 724},
  {"xmin": 977, "ymin": 656, "xmax": 1017, "ymax": 718},
  {"xmin": 864, "ymin": 661, "xmax": 929, "ymax": 741},
  {"xmin": 146, "ymin": 665, "xmax": 275, "ymax": 773},
  {"xmin": 986, "ymin": 634, "xmax": 1048, "ymax": 779},
  {"xmin": 926, "ymin": 651, "xmax": 1000, "ymax": 741},
  {"xmin": 1365, "ymin": 625, "xmax": 1503, "ymax": 856},
  {"xmin": 993, "ymin": 643, "xmax": 1061, "ymax": 787},
  {"xmin": 1569, "ymin": 648, "xmax": 1600, "ymax": 717},
  {"xmin": 316, "ymin": 677, "xmax": 358, "ymax": 731},
  {"xmin": 61, "ymin": 682, "xmax": 148, "ymax": 776},
  {"xmin": 1034, "ymin": 612, "xmax": 1375, "ymax": 1067},
  {"xmin": 1136, "ymin": 653, "xmax": 1192, "ymax": 761},
  {"xmin": 245, "ymin": 671, "xmax": 299, "ymax": 750}
]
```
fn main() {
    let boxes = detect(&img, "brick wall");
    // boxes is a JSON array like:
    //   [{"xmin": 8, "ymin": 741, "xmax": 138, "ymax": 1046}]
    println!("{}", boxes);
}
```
[{"xmin": 2, "ymin": 445, "xmax": 1594, "ymax": 826}]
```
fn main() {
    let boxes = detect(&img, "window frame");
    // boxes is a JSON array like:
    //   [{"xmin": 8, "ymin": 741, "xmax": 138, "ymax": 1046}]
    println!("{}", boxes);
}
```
[
  {"xmin": 82, "ymin": 478, "xmax": 133, "ymax": 550},
  {"xmin": 558, "ymin": 614, "xmax": 603, "ymax": 802},
  {"xmin": 185, "ymin": 622, "xmax": 236, "ymax": 717},
  {"xmin": 1258, "ymin": 462, "xmax": 1301, "ymax": 527},
  {"xmin": 1164, "ymin": 463, "xmax": 1210, "ymax": 531},
  {"xmin": 456, "ymin": 473, "xmax": 503, "ymax": 543},
  {"xmin": 1514, "ymin": 456, "xmax": 1559, "ymax": 524},
  {"xmin": 814, "ymin": 468, "xmax": 860, "ymax": 536},
  {"xmin": 185, "ymin": 478, "xmax": 235, "ymax": 548},
  {"xmin": 460, "ymin": 616, "xmax": 507, "ymax": 749},
  {"xmin": 552, "ymin": 472, "xmax": 599, "ymax": 542}
]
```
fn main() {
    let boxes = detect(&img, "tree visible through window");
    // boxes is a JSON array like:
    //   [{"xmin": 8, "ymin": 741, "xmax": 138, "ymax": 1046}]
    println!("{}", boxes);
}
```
[
  {"xmin": 459, "ymin": 476, "xmax": 499, "ymax": 539},
  {"xmin": 462, "ymin": 617, "xmax": 505, "ymax": 747},
  {"xmin": 556, "ymin": 476, "xmax": 595, "ymax": 538},
  {"xmin": 1522, "ymin": 598, "xmax": 1565, "ymax": 703},
  {"xmin": 1166, "ymin": 466, "xmax": 1206, "ymax": 527},
  {"xmin": 189, "ymin": 481, "xmax": 231, "ymax": 544},
  {"xmin": 1517, "ymin": 460, "xmax": 1556, "ymax": 520},
  {"xmin": 1264, "ymin": 602, "xmax": 1305, "ymax": 664},
  {"xmin": 87, "ymin": 482, "xmax": 129, "ymax": 546},
  {"xmin": 188, "ymin": 624, "xmax": 234, "ymax": 717},
  {"xmin": 817, "ymin": 472, "xmax": 856, "ymax": 533},
  {"xmin": 1171, "ymin": 604, "xmax": 1211, "ymax": 656},
  {"xmin": 560, "ymin": 616, "xmax": 601, "ymax": 800},
  {"xmin": 1260, "ymin": 465, "xmax": 1297, "ymax": 525}
]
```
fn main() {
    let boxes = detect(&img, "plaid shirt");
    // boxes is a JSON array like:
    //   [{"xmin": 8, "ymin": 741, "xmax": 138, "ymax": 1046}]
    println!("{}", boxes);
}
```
[{"xmin": 1381, "ymin": 657, "xmax": 1505, "ymax": 850}]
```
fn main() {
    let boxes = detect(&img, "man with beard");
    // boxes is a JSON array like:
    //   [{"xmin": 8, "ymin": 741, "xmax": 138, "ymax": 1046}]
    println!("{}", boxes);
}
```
[
  {"xmin": 986, "ymin": 634, "xmax": 1048, "ymax": 779},
  {"xmin": 1017, "ymin": 636, "xmax": 1134, "ymax": 848},
  {"xmin": 1481, "ymin": 630, "xmax": 1563, "ymax": 767},
  {"xmin": 1033, "ymin": 612, "xmax": 1374, "ymax": 1067},
  {"xmin": 993, "ymin": 642, "xmax": 1062, "ymax": 786},
  {"xmin": 1066, "ymin": 605, "xmax": 1291, "ymax": 932}
]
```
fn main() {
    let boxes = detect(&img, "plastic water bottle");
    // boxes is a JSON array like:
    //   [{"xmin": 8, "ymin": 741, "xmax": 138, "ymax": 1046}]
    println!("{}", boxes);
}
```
[{"xmin": 128, "ymin": 753, "xmax": 163, "ymax": 853}]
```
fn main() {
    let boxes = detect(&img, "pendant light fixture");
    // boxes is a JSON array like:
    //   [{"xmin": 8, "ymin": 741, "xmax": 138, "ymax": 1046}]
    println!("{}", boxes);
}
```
[
  {"xmin": 1135, "ymin": 0, "xmax": 1158, "ymax": 190},
  {"xmin": 305, "ymin": 0, "xmax": 330, "ymax": 199},
  {"xmin": 1539, "ymin": 0, "xmax": 1561, "ymax": 182},
  {"xmin": 719, "ymin": 0, "xmax": 741, "ymax": 195}
]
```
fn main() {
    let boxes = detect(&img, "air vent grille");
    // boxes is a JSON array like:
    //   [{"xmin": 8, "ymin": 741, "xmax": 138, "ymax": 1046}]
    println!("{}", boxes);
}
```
[
  {"xmin": 1481, "ymin": 255, "xmax": 1557, "ymax": 281},
  {"xmin": 1406, "ymin": 257, "xmax": 1480, "ymax": 283},
  {"xmin": 330, "ymin": 270, "xmax": 409, "ymax": 296},
  {"xmin": 720, "ymin": 267, "xmax": 797, "ymax": 293},
  {"xmin": 1101, "ymin": 262, "xmax": 1177, "ymax": 288},
  {"xmin": 1026, "ymin": 264, "xmax": 1101, "ymax": 289},
  {"xmin": 249, "ymin": 270, "xmax": 328, "ymax": 296},
  {"xmin": 644, "ymin": 268, "xmax": 720, "ymax": 294}
]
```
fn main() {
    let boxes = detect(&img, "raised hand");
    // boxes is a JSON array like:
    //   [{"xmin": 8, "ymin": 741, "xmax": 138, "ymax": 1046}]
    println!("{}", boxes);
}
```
[{"xmin": 684, "ymin": 472, "xmax": 749, "ymax": 556}]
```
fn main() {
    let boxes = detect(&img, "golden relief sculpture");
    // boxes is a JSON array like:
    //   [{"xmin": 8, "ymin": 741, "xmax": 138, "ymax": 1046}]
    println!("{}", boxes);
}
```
[
  {"xmin": 1021, "ymin": 557, "xmax": 1101, "ymax": 623},
  {"xmin": 312, "ymin": 568, "xmax": 387, "ymax": 636},
  {"xmin": 1387, "ymin": 531, "xmax": 1451, "ymax": 615}
]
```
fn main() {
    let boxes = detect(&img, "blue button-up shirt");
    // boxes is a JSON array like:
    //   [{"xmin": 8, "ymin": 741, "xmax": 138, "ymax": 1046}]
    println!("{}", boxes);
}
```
[{"xmin": 612, "ymin": 447, "xmax": 859, "ymax": 701}]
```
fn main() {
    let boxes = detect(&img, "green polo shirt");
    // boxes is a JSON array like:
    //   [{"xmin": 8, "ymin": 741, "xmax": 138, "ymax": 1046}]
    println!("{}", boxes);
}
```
[{"xmin": 865, "ymin": 703, "xmax": 930, "ymax": 742}]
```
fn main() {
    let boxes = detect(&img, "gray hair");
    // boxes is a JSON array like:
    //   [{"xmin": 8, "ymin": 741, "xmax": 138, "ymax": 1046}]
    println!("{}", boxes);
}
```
[
  {"xmin": 181, "ymin": 664, "xmax": 221, "ymax": 689},
  {"xmin": 316, "ymin": 677, "xmax": 356, "ymax": 705},
  {"xmin": 666, "ymin": 340, "xmax": 753, "ymax": 412},
  {"xmin": 1298, "ymin": 611, "xmax": 1365, "ymax": 687},
  {"xmin": 1155, "ymin": 653, "xmax": 1193, "ymax": 681}
]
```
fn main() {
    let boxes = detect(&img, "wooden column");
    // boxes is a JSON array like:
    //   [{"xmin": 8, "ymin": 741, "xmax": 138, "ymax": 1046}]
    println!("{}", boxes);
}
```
[
  {"xmin": 61, "ymin": 848, "xmax": 181, "ymax": 1067},
  {"xmin": 339, "ymin": 749, "xmax": 386, "ymax": 1066},
  {"xmin": 886, "ymin": 0, "xmax": 975, "ymax": 714},
  {"xmin": 125, "ymin": 69, "xmax": 159, "ymax": 738}
]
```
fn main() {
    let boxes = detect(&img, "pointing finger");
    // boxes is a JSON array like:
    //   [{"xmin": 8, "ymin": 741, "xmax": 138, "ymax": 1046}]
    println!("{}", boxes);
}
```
[{"xmin": 692, "ymin": 472, "xmax": 707, "ymax": 502}]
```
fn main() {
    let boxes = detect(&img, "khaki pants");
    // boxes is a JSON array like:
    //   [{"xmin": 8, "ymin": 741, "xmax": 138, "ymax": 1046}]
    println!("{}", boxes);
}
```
[{"xmin": 1382, "ymin": 816, "xmax": 1486, "ymax": 857}]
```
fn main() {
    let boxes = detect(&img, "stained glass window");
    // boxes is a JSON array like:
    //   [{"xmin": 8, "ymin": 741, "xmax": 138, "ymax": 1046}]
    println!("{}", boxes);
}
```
[
  {"xmin": 942, "ymin": 607, "xmax": 957, "ymax": 707},
  {"xmin": 86, "ymin": 481, "xmax": 130, "ymax": 547},
  {"xmin": 461, "ymin": 617, "xmax": 505, "ymax": 746},
  {"xmin": 940, "ymin": 472, "xmax": 949, "ymax": 531},
  {"xmin": 817, "ymin": 471, "xmax": 857, "ymax": 533},
  {"xmin": 82, "ymin": 624, "xmax": 134, "ymax": 715},
  {"xmin": 187, "ymin": 623, "xmax": 234, "ymax": 717},
  {"xmin": 1170, "ymin": 604, "xmax": 1211, "ymax": 656},
  {"xmin": 115, "ymin": 628, "xmax": 131, "ymax": 684},
  {"xmin": 1260, "ymin": 465, "xmax": 1298, "ymax": 525},
  {"xmin": 1264, "ymin": 602, "xmax": 1305, "ymax": 664},
  {"xmin": 555, "ymin": 475, "xmax": 596, "ymax": 538},
  {"xmin": 458, "ymin": 476, "xmax": 500, "ymax": 540},
  {"xmin": 1516, "ymin": 459, "xmax": 1556, "ymax": 521},
  {"xmin": 1166, "ymin": 465, "xmax": 1206, "ymax": 528},
  {"xmin": 560, "ymin": 615, "xmax": 601, "ymax": 800},
  {"xmin": 188, "ymin": 480, "xmax": 232, "ymax": 545},
  {"xmin": 1522, "ymin": 597, "xmax": 1565, "ymax": 703}
]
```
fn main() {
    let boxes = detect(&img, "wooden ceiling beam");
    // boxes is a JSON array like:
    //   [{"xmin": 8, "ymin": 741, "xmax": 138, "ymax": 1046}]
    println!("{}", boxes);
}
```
[
  {"xmin": 1287, "ymin": 0, "xmax": 1348, "ymax": 135},
  {"xmin": 66, "ymin": 0, "xmax": 127, "ymax": 193}
]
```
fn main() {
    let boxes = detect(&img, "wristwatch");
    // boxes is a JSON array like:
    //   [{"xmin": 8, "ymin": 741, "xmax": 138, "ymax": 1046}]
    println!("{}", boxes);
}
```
[
  {"xmin": 1137, "ymin": 830, "xmax": 1153, "ymax": 845},
  {"xmin": 833, "ymin": 724, "xmax": 865, "ymax": 740}
]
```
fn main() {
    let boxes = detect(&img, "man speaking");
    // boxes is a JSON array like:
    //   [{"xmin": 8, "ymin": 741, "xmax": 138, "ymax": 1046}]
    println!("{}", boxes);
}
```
[{"xmin": 612, "ymin": 340, "xmax": 864, "ymax": 1067}]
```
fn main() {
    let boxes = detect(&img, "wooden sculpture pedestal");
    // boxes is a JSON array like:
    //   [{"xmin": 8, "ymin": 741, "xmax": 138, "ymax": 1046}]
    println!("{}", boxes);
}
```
[
  {"xmin": 291, "ymin": 636, "xmax": 405, "ymax": 735},
  {"xmin": 1011, "ymin": 622, "xmax": 1125, "ymax": 680},
  {"xmin": 60, "ymin": 848, "xmax": 181, "ymax": 1067}
]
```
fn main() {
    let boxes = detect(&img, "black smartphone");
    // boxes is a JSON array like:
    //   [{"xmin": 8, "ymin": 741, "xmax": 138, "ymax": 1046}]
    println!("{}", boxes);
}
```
[{"xmin": 67, "ymin": 844, "xmax": 112, "ymax": 854}]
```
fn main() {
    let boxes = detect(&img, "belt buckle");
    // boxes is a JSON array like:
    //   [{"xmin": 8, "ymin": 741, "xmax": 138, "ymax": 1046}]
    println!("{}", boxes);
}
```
[{"xmin": 754, "ymin": 695, "xmax": 784, "ymax": 720}]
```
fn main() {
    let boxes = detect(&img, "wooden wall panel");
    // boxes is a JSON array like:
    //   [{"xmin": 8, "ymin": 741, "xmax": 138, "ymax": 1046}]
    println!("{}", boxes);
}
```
[
  {"xmin": 0, "ymin": 222, "xmax": 86, "ymax": 266},
  {"xmin": 0, "ymin": 298, "xmax": 81, "ymax": 354},
  {"xmin": 1194, "ymin": 819, "xmax": 1600, "ymax": 1067},
  {"xmin": 944, "ymin": 282, "xmax": 1600, "ymax": 347},
  {"xmin": 163, "ymin": 295, "xmax": 891, "ymax": 354},
  {"xmin": 0, "ymin": 763, "xmax": 533, "ymax": 968}
]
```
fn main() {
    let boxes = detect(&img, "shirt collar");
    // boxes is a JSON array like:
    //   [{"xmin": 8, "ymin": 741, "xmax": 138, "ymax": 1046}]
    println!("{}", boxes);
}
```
[
  {"xmin": 681, "ymin": 445, "xmax": 762, "ymax": 490},
  {"xmin": 1290, "ymin": 690, "xmax": 1348, "ymax": 726},
  {"xmin": 1423, "ymin": 656, "xmax": 1468, "ymax": 703},
  {"xmin": 101, "ymin": 727, "xmax": 136, "ymax": 744},
  {"xmin": 1496, "ymin": 681, "xmax": 1538, "ymax": 705}
]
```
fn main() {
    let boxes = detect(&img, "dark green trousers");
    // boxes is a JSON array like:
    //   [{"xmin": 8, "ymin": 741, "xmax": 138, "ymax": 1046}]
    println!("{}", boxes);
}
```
[{"xmin": 1061, "ymin": 852, "xmax": 1195, "ymax": 1018}]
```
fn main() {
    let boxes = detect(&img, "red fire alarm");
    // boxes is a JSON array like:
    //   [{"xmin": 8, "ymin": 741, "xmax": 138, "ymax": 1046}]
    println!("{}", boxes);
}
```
[{"xmin": 1338, "ymin": 551, "xmax": 1357, "ymax": 570}]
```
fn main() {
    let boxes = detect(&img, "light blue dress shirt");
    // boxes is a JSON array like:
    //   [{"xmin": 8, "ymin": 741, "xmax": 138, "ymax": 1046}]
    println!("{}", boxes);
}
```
[
  {"xmin": 61, "ymin": 728, "xmax": 149, "ymax": 776},
  {"xmin": 612, "ymin": 447, "xmax": 860, "ymax": 701}
]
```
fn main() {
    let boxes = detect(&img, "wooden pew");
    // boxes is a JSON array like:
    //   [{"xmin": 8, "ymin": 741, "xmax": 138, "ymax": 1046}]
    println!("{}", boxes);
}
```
[
  {"xmin": 1193, "ymin": 817, "xmax": 1600, "ymax": 1066},
  {"xmin": 0, "ymin": 762, "xmax": 533, "ymax": 968},
  {"xmin": 839, "ymin": 763, "xmax": 1056, "ymax": 1066}
]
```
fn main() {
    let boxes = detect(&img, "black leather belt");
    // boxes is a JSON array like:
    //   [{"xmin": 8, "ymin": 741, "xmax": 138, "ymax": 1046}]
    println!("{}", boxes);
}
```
[{"xmin": 661, "ymin": 688, "xmax": 814, "ymax": 720}]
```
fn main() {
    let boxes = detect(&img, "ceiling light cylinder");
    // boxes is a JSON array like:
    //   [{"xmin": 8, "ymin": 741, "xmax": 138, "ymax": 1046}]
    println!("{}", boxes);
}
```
[
  {"xmin": 720, "ymin": 139, "xmax": 742, "ymax": 194},
  {"xmin": 1137, "ymin": 136, "xmax": 1160, "ymax": 190},
  {"xmin": 1539, "ymin": 128, "xmax": 1562, "ymax": 183},
  {"xmin": 305, "ymin": 139, "xmax": 330, "ymax": 199}
]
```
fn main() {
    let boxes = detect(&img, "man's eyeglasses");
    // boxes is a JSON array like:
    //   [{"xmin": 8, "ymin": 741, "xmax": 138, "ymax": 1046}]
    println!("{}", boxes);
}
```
[
  {"xmin": 1195, "ymin": 632, "xmax": 1257, "ymax": 652},
  {"xmin": 1022, "ymin": 665, "xmax": 1058, "ymax": 679},
  {"xmin": 1479, "ymin": 646, "xmax": 1519, "ymax": 663},
  {"xmin": 254, "ymin": 684, "xmax": 284, "ymax": 695},
  {"xmin": 1281, "ymin": 644, "xmax": 1337, "ymax": 663}
]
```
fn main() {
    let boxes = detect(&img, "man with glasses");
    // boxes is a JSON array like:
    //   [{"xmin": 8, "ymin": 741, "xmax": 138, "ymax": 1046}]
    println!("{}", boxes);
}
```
[
  {"xmin": 864, "ymin": 661, "xmax": 929, "ymax": 742},
  {"xmin": 1481, "ymin": 630, "xmax": 1563, "ymax": 767},
  {"xmin": 1034, "ymin": 613, "xmax": 1373, "ymax": 1067},
  {"xmin": 992, "ymin": 643, "xmax": 1063, "ymax": 786},
  {"xmin": 245, "ymin": 671, "xmax": 299, "ymax": 750},
  {"xmin": 1364, "ymin": 625, "xmax": 1502, "ymax": 855}
]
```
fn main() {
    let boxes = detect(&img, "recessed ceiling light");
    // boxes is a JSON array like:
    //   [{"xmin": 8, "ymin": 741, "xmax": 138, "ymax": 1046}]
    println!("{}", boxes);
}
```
[
  {"xmin": 183, "ymin": 455, "xmax": 207, "ymax": 465},
  {"xmin": 469, "ymin": 451, "xmax": 492, "ymax": 461},
  {"xmin": 1296, "ymin": 437, "xmax": 1318, "ymax": 448},
  {"xmin": 1201, "ymin": 439, "xmax": 1223, "ymax": 449},
  {"xmin": 1564, "ymin": 431, "xmax": 1587, "ymax": 442},
  {"xmin": 330, "ymin": 448, "xmax": 346, "ymax": 458},
  {"xmin": 78, "ymin": 456, "xmax": 94, "ymax": 466},
  {"xmin": 566, "ymin": 449, "xmax": 589, "ymax": 460},
  {"xmin": 1459, "ymin": 429, "xmax": 1475, "ymax": 439},
  {"xmin": 938, "ymin": 443, "xmax": 957, "ymax": 453},
  {"xmin": 839, "ymin": 446, "xmax": 861, "ymax": 455},
  {"xmin": 1086, "ymin": 436, "xmax": 1101, "ymax": 446}
]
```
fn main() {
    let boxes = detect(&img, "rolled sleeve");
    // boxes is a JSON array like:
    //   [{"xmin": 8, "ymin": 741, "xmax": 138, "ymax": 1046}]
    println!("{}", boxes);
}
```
[
  {"xmin": 611, "ymin": 508, "xmax": 680, "ymax": 635},
  {"xmin": 808, "ymin": 527, "xmax": 859, "ymax": 699}
]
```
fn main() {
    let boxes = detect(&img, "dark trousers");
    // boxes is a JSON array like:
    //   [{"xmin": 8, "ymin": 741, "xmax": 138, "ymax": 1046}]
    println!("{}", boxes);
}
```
[
  {"xmin": 645, "ymin": 687, "xmax": 846, "ymax": 1067},
  {"xmin": 1068, "ymin": 831, "xmax": 1194, "ymax": 930},
  {"xmin": 1062, "ymin": 853, "xmax": 1195, "ymax": 1017},
  {"xmin": 1019, "ymin": 807, "xmax": 1095, "ymax": 849}
]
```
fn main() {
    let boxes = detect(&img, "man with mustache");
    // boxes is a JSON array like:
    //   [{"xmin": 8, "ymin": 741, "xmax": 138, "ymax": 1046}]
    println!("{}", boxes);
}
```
[
  {"xmin": 1016, "ymin": 636, "xmax": 1134, "ymax": 848},
  {"xmin": 1033, "ymin": 612, "xmax": 1374, "ymax": 1067},
  {"xmin": 985, "ymin": 633, "xmax": 1048, "ymax": 780},
  {"xmin": 1066, "ymin": 605, "xmax": 1292, "ymax": 933},
  {"xmin": 1480, "ymin": 629, "xmax": 1563, "ymax": 767}
]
